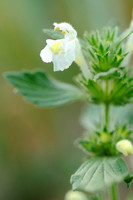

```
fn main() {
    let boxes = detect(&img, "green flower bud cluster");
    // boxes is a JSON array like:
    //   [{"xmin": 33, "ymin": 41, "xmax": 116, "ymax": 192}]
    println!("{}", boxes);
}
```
[
  {"xmin": 78, "ymin": 27, "xmax": 133, "ymax": 106},
  {"xmin": 83, "ymin": 27, "xmax": 126, "ymax": 75},
  {"xmin": 77, "ymin": 123, "xmax": 133, "ymax": 157}
]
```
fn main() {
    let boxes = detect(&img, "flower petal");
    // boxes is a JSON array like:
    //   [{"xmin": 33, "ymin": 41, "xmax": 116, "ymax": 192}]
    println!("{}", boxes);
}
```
[
  {"xmin": 46, "ymin": 39, "xmax": 56, "ymax": 47},
  {"xmin": 40, "ymin": 45, "xmax": 52, "ymax": 63},
  {"xmin": 53, "ymin": 22, "xmax": 76, "ymax": 32},
  {"xmin": 53, "ymin": 22, "xmax": 77, "ymax": 39},
  {"xmin": 52, "ymin": 39, "xmax": 76, "ymax": 71}
]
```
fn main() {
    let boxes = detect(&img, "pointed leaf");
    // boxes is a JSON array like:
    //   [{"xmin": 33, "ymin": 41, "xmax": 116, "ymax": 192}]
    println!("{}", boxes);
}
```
[
  {"xmin": 71, "ymin": 157, "xmax": 129, "ymax": 193},
  {"xmin": 5, "ymin": 70, "xmax": 83, "ymax": 107},
  {"xmin": 93, "ymin": 68, "xmax": 122, "ymax": 81}
]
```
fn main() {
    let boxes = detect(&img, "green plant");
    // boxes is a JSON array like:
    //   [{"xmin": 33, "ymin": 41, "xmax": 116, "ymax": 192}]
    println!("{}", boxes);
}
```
[{"xmin": 5, "ymin": 21, "xmax": 133, "ymax": 200}]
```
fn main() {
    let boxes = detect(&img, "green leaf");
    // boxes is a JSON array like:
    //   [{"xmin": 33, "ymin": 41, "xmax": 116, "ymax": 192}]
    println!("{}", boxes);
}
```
[
  {"xmin": 5, "ymin": 70, "xmax": 83, "ymax": 107},
  {"xmin": 81, "ymin": 79, "xmax": 104, "ymax": 104},
  {"xmin": 93, "ymin": 68, "xmax": 122, "ymax": 81},
  {"xmin": 117, "ymin": 28, "xmax": 133, "ymax": 46},
  {"xmin": 43, "ymin": 29, "xmax": 63, "ymax": 39},
  {"xmin": 70, "ymin": 157, "xmax": 129, "ymax": 193}
]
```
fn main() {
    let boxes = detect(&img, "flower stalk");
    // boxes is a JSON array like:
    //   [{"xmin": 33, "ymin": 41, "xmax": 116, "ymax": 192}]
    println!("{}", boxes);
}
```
[
  {"xmin": 105, "ymin": 79, "xmax": 109, "ymax": 131},
  {"xmin": 104, "ymin": 80, "xmax": 119, "ymax": 200},
  {"xmin": 110, "ymin": 185, "xmax": 118, "ymax": 200}
]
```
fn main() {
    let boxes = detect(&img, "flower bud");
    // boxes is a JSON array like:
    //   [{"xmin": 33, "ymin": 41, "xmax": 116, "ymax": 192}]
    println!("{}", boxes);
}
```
[
  {"xmin": 100, "ymin": 132, "xmax": 111, "ymax": 143},
  {"xmin": 64, "ymin": 190, "xmax": 88, "ymax": 200},
  {"xmin": 116, "ymin": 139, "xmax": 133, "ymax": 156}
]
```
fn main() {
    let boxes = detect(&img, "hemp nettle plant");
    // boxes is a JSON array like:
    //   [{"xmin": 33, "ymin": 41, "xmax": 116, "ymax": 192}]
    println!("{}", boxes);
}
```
[{"xmin": 5, "ymin": 20, "xmax": 133, "ymax": 200}]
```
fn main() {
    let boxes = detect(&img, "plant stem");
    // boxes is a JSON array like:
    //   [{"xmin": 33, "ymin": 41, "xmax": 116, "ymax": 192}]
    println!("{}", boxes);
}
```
[
  {"xmin": 110, "ymin": 185, "xmax": 118, "ymax": 200},
  {"xmin": 105, "ymin": 79, "xmax": 109, "ymax": 131},
  {"xmin": 104, "ymin": 81, "xmax": 120, "ymax": 200},
  {"xmin": 105, "ymin": 103, "xmax": 109, "ymax": 131},
  {"xmin": 104, "ymin": 80, "xmax": 118, "ymax": 200}
]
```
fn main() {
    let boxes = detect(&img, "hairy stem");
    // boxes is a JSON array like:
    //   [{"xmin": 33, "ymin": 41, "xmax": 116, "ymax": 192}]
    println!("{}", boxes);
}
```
[
  {"xmin": 110, "ymin": 185, "xmax": 118, "ymax": 200},
  {"xmin": 105, "ymin": 79, "xmax": 109, "ymax": 131},
  {"xmin": 105, "ymin": 103, "xmax": 109, "ymax": 131},
  {"xmin": 104, "ymin": 80, "xmax": 118, "ymax": 200}
]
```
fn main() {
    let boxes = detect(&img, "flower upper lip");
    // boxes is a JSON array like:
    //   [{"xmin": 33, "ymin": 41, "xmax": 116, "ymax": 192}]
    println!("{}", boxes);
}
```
[{"xmin": 53, "ymin": 22, "xmax": 77, "ymax": 39}]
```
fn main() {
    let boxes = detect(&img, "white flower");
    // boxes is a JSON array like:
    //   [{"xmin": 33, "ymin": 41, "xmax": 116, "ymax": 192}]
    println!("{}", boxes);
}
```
[
  {"xmin": 40, "ymin": 38, "xmax": 76, "ymax": 71},
  {"xmin": 40, "ymin": 22, "xmax": 92, "ymax": 79},
  {"xmin": 116, "ymin": 139, "xmax": 133, "ymax": 156},
  {"xmin": 64, "ymin": 190, "xmax": 88, "ymax": 200}
]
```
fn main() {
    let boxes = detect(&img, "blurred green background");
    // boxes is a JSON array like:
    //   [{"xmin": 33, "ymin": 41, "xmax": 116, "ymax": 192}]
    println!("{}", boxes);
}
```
[{"xmin": 0, "ymin": 0, "xmax": 133, "ymax": 199}]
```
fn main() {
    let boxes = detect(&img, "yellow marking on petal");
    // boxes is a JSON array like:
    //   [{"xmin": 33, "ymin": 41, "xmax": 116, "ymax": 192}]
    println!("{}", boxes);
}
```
[
  {"xmin": 50, "ymin": 41, "xmax": 63, "ymax": 54},
  {"xmin": 62, "ymin": 31, "xmax": 66, "ymax": 34},
  {"xmin": 55, "ymin": 27, "xmax": 60, "ymax": 30}
]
